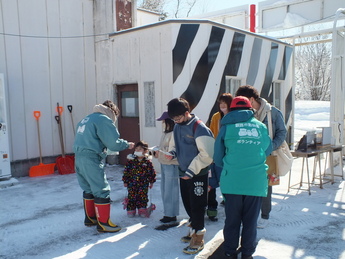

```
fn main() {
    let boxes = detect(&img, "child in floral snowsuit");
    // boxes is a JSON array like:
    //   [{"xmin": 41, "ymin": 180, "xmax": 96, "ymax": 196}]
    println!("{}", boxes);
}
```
[{"xmin": 122, "ymin": 141, "xmax": 156, "ymax": 217}]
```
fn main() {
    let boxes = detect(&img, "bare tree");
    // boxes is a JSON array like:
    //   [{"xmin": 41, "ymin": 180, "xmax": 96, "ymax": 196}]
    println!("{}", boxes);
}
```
[
  {"xmin": 138, "ymin": 0, "xmax": 200, "ymax": 19},
  {"xmin": 173, "ymin": 0, "xmax": 198, "ymax": 18},
  {"xmin": 138, "ymin": 0, "xmax": 167, "ymax": 20},
  {"xmin": 295, "ymin": 35, "xmax": 332, "ymax": 101},
  {"xmin": 185, "ymin": 0, "xmax": 197, "ymax": 17}
]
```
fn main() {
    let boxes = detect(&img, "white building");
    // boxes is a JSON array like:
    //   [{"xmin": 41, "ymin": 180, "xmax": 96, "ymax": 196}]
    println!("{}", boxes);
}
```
[
  {"xmin": 108, "ymin": 19, "xmax": 294, "ymax": 165},
  {"xmin": 1, "ymin": 0, "xmax": 343, "ymax": 178},
  {"xmin": 0, "ymin": 0, "xmax": 140, "ymax": 177}
]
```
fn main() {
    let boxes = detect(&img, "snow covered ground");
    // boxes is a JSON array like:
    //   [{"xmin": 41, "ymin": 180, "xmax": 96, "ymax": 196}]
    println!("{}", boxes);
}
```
[{"xmin": 1, "ymin": 101, "xmax": 344, "ymax": 259}]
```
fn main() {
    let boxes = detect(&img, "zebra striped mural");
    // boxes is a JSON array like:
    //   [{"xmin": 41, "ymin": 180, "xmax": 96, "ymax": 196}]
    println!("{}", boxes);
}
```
[{"xmin": 172, "ymin": 23, "xmax": 293, "ymax": 127}]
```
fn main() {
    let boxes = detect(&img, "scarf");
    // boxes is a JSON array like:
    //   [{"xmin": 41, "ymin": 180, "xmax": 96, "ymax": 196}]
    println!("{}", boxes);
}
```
[
  {"xmin": 93, "ymin": 104, "xmax": 117, "ymax": 122},
  {"xmin": 255, "ymin": 98, "xmax": 271, "ymax": 122}
]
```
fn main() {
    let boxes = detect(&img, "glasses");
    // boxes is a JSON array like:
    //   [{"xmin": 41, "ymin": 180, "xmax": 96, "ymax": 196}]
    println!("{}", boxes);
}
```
[{"xmin": 172, "ymin": 114, "xmax": 185, "ymax": 123}]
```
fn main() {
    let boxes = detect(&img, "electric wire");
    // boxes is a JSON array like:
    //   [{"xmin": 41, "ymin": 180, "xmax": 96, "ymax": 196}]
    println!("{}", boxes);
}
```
[
  {"xmin": 0, "ymin": 32, "xmax": 110, "ymax": 39},
  {"xmin": 0, "ymin": 13, "xmax": 342, "ymax": 39}
]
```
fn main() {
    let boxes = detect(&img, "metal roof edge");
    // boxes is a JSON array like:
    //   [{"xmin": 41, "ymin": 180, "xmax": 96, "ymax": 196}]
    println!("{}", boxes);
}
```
[{"xmin": 109, "ymin": 19, "xmax": 293, "ymax": 46}]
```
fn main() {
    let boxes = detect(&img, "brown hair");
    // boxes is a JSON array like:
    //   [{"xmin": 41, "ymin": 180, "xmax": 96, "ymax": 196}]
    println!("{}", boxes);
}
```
[
  {"xmin": 164, "ymin": 119, "xmax": 175, "ymax": 133},
  {"xmin": 102, "ymin": 100, "xmax": 120, "ymax": 117},
  {"xmin": 135, "ymin": 140, "xmax": 149, "ymax": 151},
  {"xmin": 235, "ymin": 85, "xmax": 260, "ymax": 100},
  {"xmin": 218, "ymin": 93, "xmax": 233, "ymax": 111}
]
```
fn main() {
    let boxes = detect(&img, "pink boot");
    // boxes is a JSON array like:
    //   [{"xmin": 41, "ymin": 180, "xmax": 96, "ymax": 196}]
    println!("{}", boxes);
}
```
[
  {"xmin": 138, "ymin": 204, "xmax": 156, "ymax": 218},
  {"xmin": 146, "ymin": 203, "xmax": 156, "ymax": 218},
  {"xmin": 138, "ymin": 208, "xmax": 148, "ymax": 218},
  {"xmin": 127, "ymin": 210, "xmax": 136, "ymax": 218}
]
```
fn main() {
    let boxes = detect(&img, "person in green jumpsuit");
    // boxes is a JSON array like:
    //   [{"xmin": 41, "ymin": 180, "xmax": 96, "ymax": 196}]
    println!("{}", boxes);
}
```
[{"xmin": 73, "ymin": 100, "xmax": 134, "ymax": 233}]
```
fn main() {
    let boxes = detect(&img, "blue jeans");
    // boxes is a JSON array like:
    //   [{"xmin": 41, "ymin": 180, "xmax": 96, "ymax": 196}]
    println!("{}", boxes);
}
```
[
  {"xmin": 223, "ymin": 194, "xmax": 262, "ymax": 256},
  {"xmin": 261, "ymin": 185, "xmax": 272, "ymax": 219},
  {"xmin": 160, "ymin": 164, "xmax": 180, "ymax": 217}
]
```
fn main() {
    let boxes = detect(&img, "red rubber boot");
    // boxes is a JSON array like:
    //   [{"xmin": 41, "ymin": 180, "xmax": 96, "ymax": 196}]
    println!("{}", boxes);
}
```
[
  {"xmin": 94, "ymin": 197, "xmax": 121, "ymax": 233},
  {"xmin": 83, "ymin": 192, "xmax": 97, "ymax": 226}
]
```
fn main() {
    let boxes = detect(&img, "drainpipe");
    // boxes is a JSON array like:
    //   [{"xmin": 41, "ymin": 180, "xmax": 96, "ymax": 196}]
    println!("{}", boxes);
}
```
[{"xmin": 330, "ymin": 8, "xmax": 345, "ymax": 146}]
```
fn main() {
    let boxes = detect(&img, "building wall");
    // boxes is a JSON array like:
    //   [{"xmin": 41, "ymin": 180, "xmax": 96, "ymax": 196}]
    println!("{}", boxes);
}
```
[
  {"xmin": 192, "ymin": 5, "xmax": 248, "ymax": 30},
  {"xmin": 110, "ymin": 21, "xmax": 294, "ymax": 151},
  {"xmin": 137, "ymin": 8, "xmax": 160, "ymax": 26},
  {"xmin": 0, "ymin": 0, "xmax": 113, "ymax": 176},
  {"xmin": 258, "ymin": 0, "xmax": 345, "ymax": 33},
  {"xmin": 0, "ymin": 0, "xmax": 297, "ymax": 177},
  {"xmin": 94, "ymin": 0, "xmax": 116, "ymax": 105},
  {"xmin": 111, "ymin": 23, "xmax": 174, "ymax": 150},
  {"xmin": 170, "ymin": 22, "xmax": 293, "ymax": 124}
]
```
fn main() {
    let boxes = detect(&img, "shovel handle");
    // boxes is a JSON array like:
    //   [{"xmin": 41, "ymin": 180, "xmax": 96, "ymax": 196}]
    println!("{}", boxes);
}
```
[
  {"xmin": 55, "ymin": 115, "xmax": 65, "ymax": 157},
  {"xmin": 34, "ymin": 111, "xmax": 41, "ymax": 120},
  {"xmin": 34, "ymin": 111, "xmax": 43, "ymax": 163},
  {"xmin": 56, "ymin": 106, "xmax": 63, "ymax": 114},
  {"xmin": 67, "ymin": 105, "xmax": 73, "ymax": 113}
]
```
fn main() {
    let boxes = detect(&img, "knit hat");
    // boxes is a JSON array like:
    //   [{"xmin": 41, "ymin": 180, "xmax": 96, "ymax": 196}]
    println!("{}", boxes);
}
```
[
  {"xmin": 156, "ymin": 111, "xmax": 171, "ymax": 121},
  {"xmin": 230, "ymin": 96, "xmax": 252, "ymax": 109}
]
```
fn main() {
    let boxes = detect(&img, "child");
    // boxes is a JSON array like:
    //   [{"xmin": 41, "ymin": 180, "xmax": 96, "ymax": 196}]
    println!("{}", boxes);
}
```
[{"xmin": 122, "ymin": 141, "xmax": 156, "ymax": 218}]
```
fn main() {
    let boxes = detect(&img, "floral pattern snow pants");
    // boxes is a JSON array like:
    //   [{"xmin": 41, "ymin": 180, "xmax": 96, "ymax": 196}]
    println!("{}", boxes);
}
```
[
  {"xmin": 123, "ymin": 156, "xmax": 156, "ymax": 211},
  {"xmin": 127, "ymin": 184, "xmax": 149, "ymax": 210}
]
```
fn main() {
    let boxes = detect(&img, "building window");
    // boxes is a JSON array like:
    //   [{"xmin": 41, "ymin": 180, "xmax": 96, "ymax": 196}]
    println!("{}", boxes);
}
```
[
  {"xmin": 121, "ymin": 91, "xmax": 139, "ymax": 117},
  {"xmin": 144, "ymin": 81, "xmax": 155, "ymax": 127},
  {"xmin": 273, "ymin": 82, "xmax": 282, "ymax": 109},
  {"xmin": 225, "ymin": 77, "xmax": 243, "ymax": 95}
]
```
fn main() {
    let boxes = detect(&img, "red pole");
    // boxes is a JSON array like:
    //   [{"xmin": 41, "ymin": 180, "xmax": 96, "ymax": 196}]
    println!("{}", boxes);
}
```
[{"xmin": 250, "ymin": 4, "xmax": 256, "ymax": 32}]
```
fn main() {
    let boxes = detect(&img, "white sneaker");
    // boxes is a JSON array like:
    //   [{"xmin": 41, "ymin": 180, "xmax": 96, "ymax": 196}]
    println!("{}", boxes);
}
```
[{"xmin": 257, "ymin": 218, "xmax": 269, "ymax": 229}]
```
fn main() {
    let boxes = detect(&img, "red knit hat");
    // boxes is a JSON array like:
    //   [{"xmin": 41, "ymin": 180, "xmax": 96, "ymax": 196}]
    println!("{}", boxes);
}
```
[{"xmin": 230, "ymin": 96, "xmax": 252, "ymax": 109}]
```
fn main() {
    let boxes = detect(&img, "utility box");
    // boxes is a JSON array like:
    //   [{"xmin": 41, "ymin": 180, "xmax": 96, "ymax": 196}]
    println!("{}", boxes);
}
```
[{"xmin": 0, "ymin": 74, "xmax": 11, "ymax": 179}]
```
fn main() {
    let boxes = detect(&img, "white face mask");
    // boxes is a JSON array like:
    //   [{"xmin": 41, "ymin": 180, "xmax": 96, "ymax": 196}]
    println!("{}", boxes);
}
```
[
  {"xmin": 220, "ymin": 108, "xmax": 228, "ymax": 114},
  {"xmin": 134, "ymin": 151, "xmax": 143, "ymax": 157}
]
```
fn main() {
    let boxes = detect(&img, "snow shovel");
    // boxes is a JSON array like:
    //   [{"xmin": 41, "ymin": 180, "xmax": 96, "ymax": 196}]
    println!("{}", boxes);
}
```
[
  {"xmin": 57, "ymin": 104, "xmax": 75, "ymax": 162},
  {"xmin": 29, "ymin": 111, "xmax": 56, "ymax": 177},
  {"xmin": 55, "ymin": 105, "xmax": 75, "ymax": 175},
  {"xmin": 67, "ymin": 105, "xmax": 75, "ymax": 136}
]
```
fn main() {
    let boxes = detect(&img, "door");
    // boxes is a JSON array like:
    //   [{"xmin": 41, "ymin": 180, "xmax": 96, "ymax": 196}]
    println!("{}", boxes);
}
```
[{"xmin": 117, "ymin": 84, "xmax": 140, "ymax": 165}]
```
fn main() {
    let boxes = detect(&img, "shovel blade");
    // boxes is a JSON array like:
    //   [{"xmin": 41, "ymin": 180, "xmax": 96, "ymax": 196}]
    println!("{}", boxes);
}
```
[
  {"xmin": 29, "ymin": 163, "xmax": 56, "ymax": 177},
  {"xmin": 56, "ymin": 156, "xmax": 75, "ymax": 175}
]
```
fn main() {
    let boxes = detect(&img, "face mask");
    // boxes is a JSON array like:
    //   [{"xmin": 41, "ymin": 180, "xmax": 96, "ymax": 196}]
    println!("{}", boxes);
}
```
[
  {"xmin": 220, "ymin": 108, "xmax": 228, "ymax": 114},
  {"xmin": 134, "ymin": 151, "xmax": 143, "ymax": 157}
]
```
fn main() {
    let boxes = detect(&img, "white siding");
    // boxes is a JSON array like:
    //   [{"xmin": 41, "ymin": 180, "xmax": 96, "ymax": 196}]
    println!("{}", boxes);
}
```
[
  {"xmin": 137, "ymin": 9, "xmax": 160, "ymax": 26},
  {"xmin": 0, "ymin": 0, "xmax": 98, "ymax": 161},
  {"xmin": 111, "ymin": 24, "xmax": 174, "ymax": 149}
]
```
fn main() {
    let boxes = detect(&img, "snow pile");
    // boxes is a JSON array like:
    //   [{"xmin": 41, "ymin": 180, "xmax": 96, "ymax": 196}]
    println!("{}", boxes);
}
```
[{"xmin": 294, "ymin": 100, "xmax": 330, "ymax": 143}]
